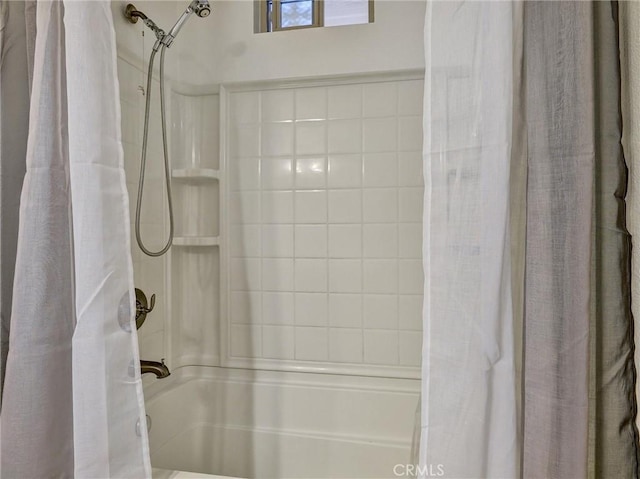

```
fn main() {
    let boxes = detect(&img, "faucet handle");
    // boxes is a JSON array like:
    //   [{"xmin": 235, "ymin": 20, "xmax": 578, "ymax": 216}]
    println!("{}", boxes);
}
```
[{"xmin": 135, "ymin": 288, "xmax": 155, "ymax": 330}]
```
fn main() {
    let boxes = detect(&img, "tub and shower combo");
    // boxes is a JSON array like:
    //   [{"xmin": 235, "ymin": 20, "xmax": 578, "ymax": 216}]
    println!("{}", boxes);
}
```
[{"xmin": 114, "ymin": 0, "xmax": 425, "ymax": 476}]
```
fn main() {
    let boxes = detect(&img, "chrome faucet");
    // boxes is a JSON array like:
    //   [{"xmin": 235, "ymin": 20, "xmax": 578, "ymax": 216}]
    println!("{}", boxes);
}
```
[{"xmin": 140, "ymin": 359, "xmax": 170, "ymax": 379}]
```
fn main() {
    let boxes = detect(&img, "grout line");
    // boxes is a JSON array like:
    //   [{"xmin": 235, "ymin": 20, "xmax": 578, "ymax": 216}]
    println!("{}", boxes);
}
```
[
  {"xmin": 395, "ymin": 81, "xmax": 401, "ymax": 367},
  {"xmin": 257, "ymin": 91, "xmax": 264, "ymax": 360},
  {"xmin": 323, "ymin": 86, "xmax": 330, "ymax": 362},
  {"xmin": 291, "ymin": 87, "xmax": 298, "ymax": 362},
  {"xmin": 360, "ymin": 83, "xmax": 366, "ymax": 364}
]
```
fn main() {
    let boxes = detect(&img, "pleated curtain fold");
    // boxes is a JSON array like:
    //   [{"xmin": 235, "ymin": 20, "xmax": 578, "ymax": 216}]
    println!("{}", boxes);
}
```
[{"xmin": 0, "ymin": 0, "xmax": 34, "ymax": 402}]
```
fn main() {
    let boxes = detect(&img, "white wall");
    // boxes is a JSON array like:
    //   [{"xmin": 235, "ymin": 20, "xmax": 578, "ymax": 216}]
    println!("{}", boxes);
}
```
[
  {"xmin": 112, "ymin": 1, "xmax": 185, "ymax": 61},
  {"xmin": 219, "ymin": 0, "xmax": 423, "ymax": 83},
  {"xmin": 113, "ymin": 0, "xmax": 426, "ymax": 86}
]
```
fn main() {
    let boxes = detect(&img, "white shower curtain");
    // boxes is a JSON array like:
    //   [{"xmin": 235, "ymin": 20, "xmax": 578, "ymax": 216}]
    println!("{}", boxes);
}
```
[
  {"xmin": 421, "ymin": 1, "xmax": 638, "ymax": 477},
  {"xmin": 0, "ymin": 1, "xmax": 151, "ymax": 477},
  {"xmin": 420, "ymin": 2, "xmax": 522, "ymax": 476}
]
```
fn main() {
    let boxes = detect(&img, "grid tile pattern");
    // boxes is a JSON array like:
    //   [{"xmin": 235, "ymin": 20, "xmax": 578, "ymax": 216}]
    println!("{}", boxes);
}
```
[{"xmin": 227, "ymin": 78, "xmax": 424, "ymax": 372}]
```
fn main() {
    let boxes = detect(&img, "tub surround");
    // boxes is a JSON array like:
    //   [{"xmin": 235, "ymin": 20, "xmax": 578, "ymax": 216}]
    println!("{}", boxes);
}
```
[{"xmin": 113, "ymin": 1, "xmax": 425, "ymax": 476}]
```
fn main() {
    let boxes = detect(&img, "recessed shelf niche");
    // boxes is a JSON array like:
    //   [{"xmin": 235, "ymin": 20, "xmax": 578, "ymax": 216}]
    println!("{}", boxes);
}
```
[{"xmin": 169, "ymin": 88, "xmax": 221, "ymax": 369}]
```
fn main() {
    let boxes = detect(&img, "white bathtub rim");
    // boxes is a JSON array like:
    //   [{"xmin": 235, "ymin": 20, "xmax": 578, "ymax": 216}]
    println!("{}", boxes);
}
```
[
  {"xmin": 153, "ymin": 467, "xmax": 242, "ymax": 479},
  {"xmin": 151, "ymin": 419, "xmax": 413, "ymax": 456}
]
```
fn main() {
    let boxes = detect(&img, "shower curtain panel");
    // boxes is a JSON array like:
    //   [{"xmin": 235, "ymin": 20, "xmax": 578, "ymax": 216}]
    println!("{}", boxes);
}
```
[
  {"xmin": 421, "ymin": 1, "xmax": 639, "ymax": 478},
  {"xmin": 620, "ymin": 0, "xmax": 640, "ymax": 443},
  {"xmin": 0, "ymin": 1, "xmax": 151, "ymax": 477}
]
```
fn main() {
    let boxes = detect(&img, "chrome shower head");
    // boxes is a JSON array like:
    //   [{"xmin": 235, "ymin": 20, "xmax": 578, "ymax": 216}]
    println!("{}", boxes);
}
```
[
  {"xmin": 192, "ymin": 0, "xmax": 211, "ymax": 18},
  {"xmin": 161, "ymin": 0, "xmax": 211, "ymax": 47}
]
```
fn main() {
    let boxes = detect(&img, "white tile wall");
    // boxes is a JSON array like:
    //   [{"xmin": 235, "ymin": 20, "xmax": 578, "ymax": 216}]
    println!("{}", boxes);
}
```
[
  {"xmin": 329, "ymin": 328, "xmax": 363, "ymax": 363},
  {"xmin": 295, "ymin": 293, "xmax": 328, "ymax": 326},
  {"xmin": 329, "ymin": 259, "xmax": 363, "ymax": 293},
  {"xmin": 230, "ymin": 324, "xmax": 262, "ymax": 357},
  {"xmin": 329, "ymin": 224, "xmax": 361, "ymax": 258},
  {"xmin": 262, "ymin": 225, "xmax": 294, "ymax": 257},
  {"xmin": 296, "ymin": 88, "xmax": 327, "ymax": 120},
  {"xmin": 328, "ymin": 85, "xmax": 362, "ymax": 119},
  {"xmin": 296, "ymin": 122, "xmax": 326, "ymax": 155},
  {"xmin": 364, "ymin": 330, "xmax": 399, "ymax": 365},
  {"xmin": 262, "ymin": 325, "xmax": 295, "ymax": 359},
  {"xmin": 230, "ymin": 91, "xmax": 259, "ymax": 124},
  {"xmin": 230, "ymin": 291, "xmax": 261, "ymax": 324},
  {"xmin": 262, "ymin": 292, "xmax": 294, "ymax": 325},
  {"xmin": 328, "ymin": 154, "xmax": 361, "ymax": 188},
  {"xmin": 295, "ymin": 327, "xmax": 329, "ymax": 361},
  {"xmin": 262, "ymin": 90, "xmax": 294, "ymax": 121},
  {"xmin": 226, "ymin": 77, "xmax": 424, "ymax": 375},
  {"xmin": 295, "ymin": 224, "xmax": 327, "ymax": 257},
  {"xmin": 328, "ymin": 190, "xmax": 361, "ymax": 223},
  {"xmin": 262, "ymin": 158, "xmax": 294, "ymax": 190},
  {"xmin": 295, "ymin": 259, "xmax": 327, "ymax": 292},
  {"xmin": 295, "ymin": 157, "xmax": 326, "ymax": 189},
  {"xmin": 329, "ymin": 294, "xmax": 362, "ymax": 328}
]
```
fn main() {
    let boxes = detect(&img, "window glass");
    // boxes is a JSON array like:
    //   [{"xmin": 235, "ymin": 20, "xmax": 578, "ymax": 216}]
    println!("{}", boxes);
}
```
[{"xmin": 281, "ymin": 0, "xmax": 314, "ymax": 28}]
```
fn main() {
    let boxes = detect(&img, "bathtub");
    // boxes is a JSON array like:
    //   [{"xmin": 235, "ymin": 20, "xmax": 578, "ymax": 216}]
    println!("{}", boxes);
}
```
[
  {"xmin": 153, "ymin": 468, "xmax": 239, "ymax": 479},
  {"xmin": 144, "ymin": 366, "xmax": 421, "ymax": 478}
]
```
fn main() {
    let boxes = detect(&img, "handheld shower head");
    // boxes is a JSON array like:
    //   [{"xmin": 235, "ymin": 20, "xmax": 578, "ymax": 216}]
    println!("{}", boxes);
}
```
[
  {"xmin": 161, "ymin": 0, "xmax": 211, "ymax": 47},
  {"xmin": 192, "ymin": 0, "xmax": 211, "ymax": 18},
  {"xmin": 125, "ymin": 1, "xmax": 211, "ymax": 50}
]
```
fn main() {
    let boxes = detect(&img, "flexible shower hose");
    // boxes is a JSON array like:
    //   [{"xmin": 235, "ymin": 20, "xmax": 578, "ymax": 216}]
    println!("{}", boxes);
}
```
[{"xmin": 135, "ymin": 42, "xmax": 174, "ymax": 257}]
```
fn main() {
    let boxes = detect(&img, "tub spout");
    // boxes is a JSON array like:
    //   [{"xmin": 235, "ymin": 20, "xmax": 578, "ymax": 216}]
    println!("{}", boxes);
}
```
[{"xmin": 140, "ymin": 359, "xmax": 170, "ymax": 379}]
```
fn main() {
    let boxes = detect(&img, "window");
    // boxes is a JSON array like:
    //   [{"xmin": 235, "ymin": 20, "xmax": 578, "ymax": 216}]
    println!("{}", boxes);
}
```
[{"xmin": 255, "ymin": 0, "xmax": 373, "ymax": 33}]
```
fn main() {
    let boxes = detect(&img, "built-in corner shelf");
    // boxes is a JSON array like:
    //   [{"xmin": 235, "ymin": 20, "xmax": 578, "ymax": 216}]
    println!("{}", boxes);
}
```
[
  {"xmin": 172, "ymin": 168, "xmax": 220, "ymax": 182},
  {"xmin": 173, "ymin": 236, "xmax": 220, "ymax": 247}
]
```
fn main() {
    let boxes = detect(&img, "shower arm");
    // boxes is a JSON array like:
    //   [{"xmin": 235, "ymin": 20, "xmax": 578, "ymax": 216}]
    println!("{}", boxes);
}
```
[
  {"xmin": 125, "ymin": 1, "xmax": 210, "ymax": 50},
  {"xmin": 124, "ymin": 4, "xmax": 165, "ymax": 43}
]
